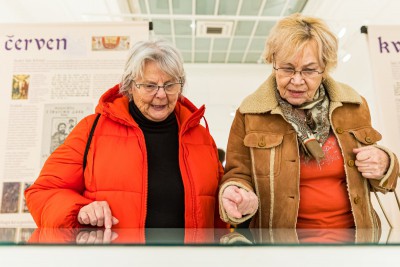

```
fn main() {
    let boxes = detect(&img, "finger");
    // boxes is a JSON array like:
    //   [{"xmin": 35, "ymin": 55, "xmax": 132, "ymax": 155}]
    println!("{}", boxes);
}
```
[
  {"xmin": 94, "ymin": 230, "xmax": 104, "ymax": 244},
  {"xmin": 111, "ymin": 232, "xmax": 119, "ymax": 241},
  {"xmin": 237, "ymin": 189, "xmax": 258, "ymax": 214},
  {"xmin": 86, "ymin": 209, "xmax": 99, "ymax": 227},
  {"xmin": 112, "ymin": 216, "xmax": 119, "ymax": 225},
  {"xmin": 76, "ymin": 231, "xmax": 89, "ymax": 244},
  {"xmin": 93, "ymin": 204, "xmax": 105, "ymax": 227},
  {"xmin": 223, "ymin": 188, "xmax": 242, "ymax": 204},
  {"xmin": 356, "ymin": 166, "xmax": 374, "ymax": 173},
  {"xmin": 78, "ymin": 211, "xmax": 90, "ymax": 225},
  {"xmin": 87, "ymin": 231, "xmax": 97, "ymax": 244},
  {"xmin": 223, "ymin": 198, "xmax": 242, "ymax": 219},
  {"xmin": 353, "ymin": 146, "xmax": 374, "ymax": 153},
  {"xmin": 102, "ymin": 204, "xmax": 112, "ymax": 229},
  {"xmin": 356, "ymin": 152, "xmax": 370, "ymax": 161},
  {"xmin": 103, "ymin": 228, "xmax": 112, "ymax": 243},
  {"xmin": 361, "ymin": 171, "xmax": 377, "ymax": 179}
]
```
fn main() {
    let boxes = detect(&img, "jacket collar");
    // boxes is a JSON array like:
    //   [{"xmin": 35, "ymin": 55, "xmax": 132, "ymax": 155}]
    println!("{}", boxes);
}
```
[{"xmin": 239, "ymin": 74, "xmax": 362, "ymax": 114}]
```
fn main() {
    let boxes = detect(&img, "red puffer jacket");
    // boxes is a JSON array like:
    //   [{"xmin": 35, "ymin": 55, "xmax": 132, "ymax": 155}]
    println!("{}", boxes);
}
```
[{"xmin": 25, "ymin": 84, "xmax": 225, "ymax": 228}]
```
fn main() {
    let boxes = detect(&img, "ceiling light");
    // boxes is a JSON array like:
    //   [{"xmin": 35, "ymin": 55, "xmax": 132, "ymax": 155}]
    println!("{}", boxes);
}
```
[
  {"xmin": 342, "ymin": 53, "xmax": 351, "ymax": 62},
  {"xmin": 196, "ymin": 21, "xmax": 233, "ymax": 38},
  {"xmin": 338, "ymin": 27, "xmax": 347, "ymax": 39}
]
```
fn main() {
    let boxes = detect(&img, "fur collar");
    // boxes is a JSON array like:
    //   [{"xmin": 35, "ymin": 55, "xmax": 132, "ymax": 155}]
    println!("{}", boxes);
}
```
[{"xmin": 239, "ymin": 74, "xmax": 362, "ymax": 114}]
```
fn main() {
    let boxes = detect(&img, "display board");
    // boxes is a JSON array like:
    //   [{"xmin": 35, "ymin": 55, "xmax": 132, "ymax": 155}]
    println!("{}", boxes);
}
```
[
  {"xmin": 0, "ymin": 22, "xmax": 149, "ymax": 227},
  {"xmin": 365, "ymin": 25, "xmax": 400, "ymax": 227}
]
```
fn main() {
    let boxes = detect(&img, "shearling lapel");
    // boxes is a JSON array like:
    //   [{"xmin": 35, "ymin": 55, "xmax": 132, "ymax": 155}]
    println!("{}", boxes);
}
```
[{"xmin": 239, "ymin": 74, "xmax": 362, "ymax": 115}]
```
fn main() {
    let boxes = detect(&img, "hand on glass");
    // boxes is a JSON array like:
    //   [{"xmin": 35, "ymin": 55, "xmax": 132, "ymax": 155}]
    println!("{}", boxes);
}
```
[
  {"xmin": 76, "ymin": 229, "xmax": 118, "ymax": 244},
  {"xmin": 77, "ymin": 201, "xmax": 119, "ymax": 228},
  {"xmin": 222, "ymin": 185, "xmax": 258, "ymax": 219},
  {"xmin": 353, "ymin": 146, "xmax": 390, "ymax": 179}
]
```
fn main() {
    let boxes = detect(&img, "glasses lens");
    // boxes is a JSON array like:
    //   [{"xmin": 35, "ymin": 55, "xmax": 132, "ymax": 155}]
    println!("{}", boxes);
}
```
[
  {"xmin": 142, "ymin": 84, "xmax": 158, "ymax": 94},
  {"xmin": 279, "ymin": 69, "xmax": 295, "ymax": 77},
  {"xmin": 302, "ymin": 70, "xmax": 318, "ymax": 78},
  {"xmin": 164, "ymin": 83, "xmax": 181, "ymax": 94}
]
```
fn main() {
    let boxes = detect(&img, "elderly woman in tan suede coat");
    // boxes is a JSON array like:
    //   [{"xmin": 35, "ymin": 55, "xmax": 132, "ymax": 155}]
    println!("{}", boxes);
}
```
[{"xmin": 219, "ymin": 13, "xmax": 399, "ymax": 236}]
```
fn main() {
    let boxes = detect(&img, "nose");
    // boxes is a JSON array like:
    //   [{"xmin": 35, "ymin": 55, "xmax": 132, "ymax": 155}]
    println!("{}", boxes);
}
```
[
  {"xmin": 154, "ymin": 86, "xmax": 167, "ymax": 97},
  {"xmin": 291, "ymin": 71, "xmax": 304, "ymax": 84}
]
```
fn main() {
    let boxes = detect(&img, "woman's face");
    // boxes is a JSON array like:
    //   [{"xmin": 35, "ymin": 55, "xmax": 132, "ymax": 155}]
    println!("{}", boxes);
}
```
[
  {"xmin": 274, "ymin": 41, "xmax": 324, "ymax": 106},
  {"xmin": 130, "ymin": 61, "xmax": 180, "ymax": 122}
]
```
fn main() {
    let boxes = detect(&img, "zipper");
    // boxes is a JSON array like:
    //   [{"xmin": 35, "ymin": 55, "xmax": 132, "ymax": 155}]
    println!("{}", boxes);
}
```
[{"xmin": 179, "ymin": 129, "xmax": 197, "ymax": 229}]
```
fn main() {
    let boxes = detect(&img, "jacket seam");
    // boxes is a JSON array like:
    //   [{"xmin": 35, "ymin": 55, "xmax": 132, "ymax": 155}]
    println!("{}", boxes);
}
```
[
  {"xmin": 269, "ymin": 147, "xmax": 275, "ymax": 229},
  {"xmin": 250, "ymin": 148, "xmax": 262, "ymax": 228}
]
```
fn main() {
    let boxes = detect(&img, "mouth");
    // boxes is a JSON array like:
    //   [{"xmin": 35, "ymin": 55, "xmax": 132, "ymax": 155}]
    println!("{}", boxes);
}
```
[
  {"xmin": 151, "ymin": 104, "xmax": 167, "ymax": 111},
  {"xmin": 286, "ymin": 89, "xmax": 306, "ymax": 97}
]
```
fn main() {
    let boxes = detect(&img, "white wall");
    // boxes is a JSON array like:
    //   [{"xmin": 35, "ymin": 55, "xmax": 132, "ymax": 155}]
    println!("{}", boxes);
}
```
[{"xmin": 184, "ymin": 63, "xmax": 271, "ymax": 150}]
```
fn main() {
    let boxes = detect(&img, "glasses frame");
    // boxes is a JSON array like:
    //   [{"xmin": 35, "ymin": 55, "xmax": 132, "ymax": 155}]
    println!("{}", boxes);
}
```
[
  {"xmin": 132, "ymin": 80, "xmax": 183, "ymax": 96},
  {"xmin": 272, "ymin": 60, "xmax": 324, "ymax": 79}
]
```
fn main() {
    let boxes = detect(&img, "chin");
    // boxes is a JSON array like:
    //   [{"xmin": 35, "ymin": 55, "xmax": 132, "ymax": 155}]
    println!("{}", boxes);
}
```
[{"xmin": 288, "ymin": 99, "xmax": 306, "ymax": 106}]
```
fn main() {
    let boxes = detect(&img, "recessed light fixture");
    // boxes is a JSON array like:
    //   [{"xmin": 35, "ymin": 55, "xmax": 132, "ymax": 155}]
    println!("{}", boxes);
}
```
[
  {"xmin": 342, "ymin": 53, "xmax": 351, "ymax": 62},
  {"xmin": 338, "ymin": 27, "xmax": 347, "ymax": 39},
  {"xmin": 196, "ymin": 21, "xmax": 233, "ymax": 37}
]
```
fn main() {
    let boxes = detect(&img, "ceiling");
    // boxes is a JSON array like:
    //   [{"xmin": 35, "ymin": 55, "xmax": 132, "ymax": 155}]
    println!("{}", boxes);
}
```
[
  {"xmin": 1, "ymin": 0, "xmax": 400, "ymax": 64},
  {"xmin": 129, "ymin": 0, "xmax": 308, "ymax": 64}
]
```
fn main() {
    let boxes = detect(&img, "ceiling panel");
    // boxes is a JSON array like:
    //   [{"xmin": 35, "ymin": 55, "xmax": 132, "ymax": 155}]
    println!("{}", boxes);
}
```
[
  {"xmin": 213, "ymin": 39, "xmax": 230, "ymax": 51},
  {"xmin": 197, "ymin": 0, "xmax": 215, "ymax": 15},
  {"xmin": 174, "ymin": 20, "xmax": 192, "ymax": 35},
  {"xmin": 148, "ymin": 0, "xmax": 169, "ymax": 14},
  {"xmin": 240, "ymin": 0, "xmax": 264, "ymax": 16},
  {"xmin": 175, "ymin": 37, "xmax": 192, "ymax": 50},
  {"xmin": 234, "ymin": 21, "xmax": 256, "ymax": 36},
  {"xmin": 218, "ymin": 0, "xmax": 240, "ymax": 15},
  {"xmin": 172, "ymin": 0, "xmax": 192, "ymax": 14}
]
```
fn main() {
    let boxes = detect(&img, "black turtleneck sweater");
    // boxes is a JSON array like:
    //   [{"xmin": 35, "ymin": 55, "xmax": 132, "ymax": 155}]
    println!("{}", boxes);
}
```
[{"xmin": 129, "ymin": 101, "xmax": 184, "ymax": 228}]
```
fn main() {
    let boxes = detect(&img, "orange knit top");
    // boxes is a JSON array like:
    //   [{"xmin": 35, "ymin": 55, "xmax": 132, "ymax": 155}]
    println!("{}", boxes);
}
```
[{"xmin": 297, "ymin": 133, "xmax": 355, "ymax": 228}]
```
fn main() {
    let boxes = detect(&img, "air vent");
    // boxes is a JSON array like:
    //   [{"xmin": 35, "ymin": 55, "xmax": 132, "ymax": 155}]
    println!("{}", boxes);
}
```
[{"xmin": 196, "ymin": 21, "xmax": 233, "ymax": 37}]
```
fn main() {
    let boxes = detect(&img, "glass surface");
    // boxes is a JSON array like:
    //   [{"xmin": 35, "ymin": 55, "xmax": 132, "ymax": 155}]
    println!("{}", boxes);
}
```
[{"xmin": 1, "ymin": 227, "xmax": 399, "ymax": 246}]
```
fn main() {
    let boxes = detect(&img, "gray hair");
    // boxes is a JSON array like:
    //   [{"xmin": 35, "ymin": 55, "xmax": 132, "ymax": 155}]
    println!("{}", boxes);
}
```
[{"xmin": 119, "ymin": 39, "xmax": 186, "ymax": 100}]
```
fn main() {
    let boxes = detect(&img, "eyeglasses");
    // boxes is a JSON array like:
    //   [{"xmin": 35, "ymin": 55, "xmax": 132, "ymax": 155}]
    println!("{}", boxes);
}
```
[
  {"xmin": 132, "ymin": 80, "xmax": 182, "ymax": 96},
  {"xmin": 273, "ymin": 63, "xmax": 324, "ymax": 79}
]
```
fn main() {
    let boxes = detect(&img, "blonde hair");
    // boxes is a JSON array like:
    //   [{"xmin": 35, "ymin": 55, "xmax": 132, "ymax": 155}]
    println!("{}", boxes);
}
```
[{"xmin": 263, "ymin": 13, "xmax": 338, "ymax": 74}]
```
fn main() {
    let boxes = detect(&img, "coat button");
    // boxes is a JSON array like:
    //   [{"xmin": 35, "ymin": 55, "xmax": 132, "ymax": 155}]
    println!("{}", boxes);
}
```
[
  {"xmin": 365, "ymin": 136, "xmax": 372, "ymax": 143},
  {"xmin": 354, "ymin": 195, "xmax": 361, "ymax": 204},
  {"xmin": 258, "ymin": 140, "xmax": 266, "ymax": 147},
  {"xmin": 336, "ymin": 127, "xmax": 344, "ymax": 134},
  {"xmin": 347, "ymin": 160, "xmax": 355, "ymax": 167}
]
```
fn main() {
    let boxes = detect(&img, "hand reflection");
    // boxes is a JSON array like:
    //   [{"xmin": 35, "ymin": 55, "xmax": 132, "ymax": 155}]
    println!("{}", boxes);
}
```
[
  {"xmin": 76, "ymin": 229, "xmax": 118, "ymax": 244},
  {"xmin": 220, "ymin": 231, "xmax": 253, "ymax": 245}
]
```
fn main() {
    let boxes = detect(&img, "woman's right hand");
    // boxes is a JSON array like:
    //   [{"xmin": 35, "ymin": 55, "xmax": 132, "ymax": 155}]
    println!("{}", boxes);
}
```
[
  {"xmin": 221, "ymin": 185, "xmax": 258, "ymax": 219},
  {"xmin": 77, "ymin": 201, "xmax": 119, "ymax": 229}
]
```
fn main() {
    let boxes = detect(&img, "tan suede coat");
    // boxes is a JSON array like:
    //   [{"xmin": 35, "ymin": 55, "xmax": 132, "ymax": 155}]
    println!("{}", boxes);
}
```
[{"xmin": 219, "ymin": 75, "xmax": 398, "ymax": 239}]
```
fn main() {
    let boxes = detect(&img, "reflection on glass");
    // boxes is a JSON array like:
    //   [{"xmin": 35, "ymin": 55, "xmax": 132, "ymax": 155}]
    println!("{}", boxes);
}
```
[{"xmin": 1, "ymin": 228, "xmax": 400, "ymax": 246}]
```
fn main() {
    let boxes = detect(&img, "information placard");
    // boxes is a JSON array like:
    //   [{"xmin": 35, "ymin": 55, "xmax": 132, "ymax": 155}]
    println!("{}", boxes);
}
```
[{"xmin": 0, "ymin": 22, "xmax": 149, "ymax": 227}]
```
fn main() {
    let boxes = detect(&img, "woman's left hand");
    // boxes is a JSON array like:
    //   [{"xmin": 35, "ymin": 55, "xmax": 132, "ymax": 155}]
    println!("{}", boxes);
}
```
[{"xmin": 353, "ymin": 146, "xmax": 390, "ymax": 179}]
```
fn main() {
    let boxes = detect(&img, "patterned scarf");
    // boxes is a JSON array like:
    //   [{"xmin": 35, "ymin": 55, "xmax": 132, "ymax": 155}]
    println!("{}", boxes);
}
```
[{"xmin": 276, "ymin": 84, "xmax": 330, "ymax": 161}]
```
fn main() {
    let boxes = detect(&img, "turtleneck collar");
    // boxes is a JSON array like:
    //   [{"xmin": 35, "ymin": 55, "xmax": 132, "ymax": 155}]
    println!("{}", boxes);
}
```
[{"xmin": 129, "ymin": 101, "xmax": 177, "ymax": 132}]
